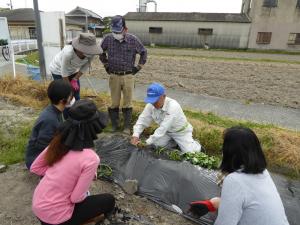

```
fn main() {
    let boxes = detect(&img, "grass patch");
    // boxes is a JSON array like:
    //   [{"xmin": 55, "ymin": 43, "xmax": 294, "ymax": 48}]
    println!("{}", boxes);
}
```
[
  {"xmin": 0, "ymin": 76, "xmax": 299, "ymax": 178},
  {"xmin": 0, "ymin": 123, "xmax": 33, "ymax": 165},
  {"xmin": 194, "ymin": 127, "xmax": 223, "ymax": 156},
  {"xmin": 184, "ymin": 110, "xmax": 276, "ymax": 129},
  {"xmin": 0, "ymin": 75, "xmax": 49, "ymax": 109},
  {"xmin": 16, "ymin": 51, "xmax": 39, "ymax": 66}
]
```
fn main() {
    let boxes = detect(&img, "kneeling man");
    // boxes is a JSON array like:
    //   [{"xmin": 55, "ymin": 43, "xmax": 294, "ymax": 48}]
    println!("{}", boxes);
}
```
[{"xmin": 131, "ymin": 83, "xmax": 201, "ymax": 153}]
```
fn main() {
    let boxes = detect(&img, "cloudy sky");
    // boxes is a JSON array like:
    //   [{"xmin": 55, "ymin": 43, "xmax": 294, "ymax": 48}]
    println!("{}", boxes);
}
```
[{"xmin": 0, "ymin": 0, "xmax": 242, "ymax": 17}]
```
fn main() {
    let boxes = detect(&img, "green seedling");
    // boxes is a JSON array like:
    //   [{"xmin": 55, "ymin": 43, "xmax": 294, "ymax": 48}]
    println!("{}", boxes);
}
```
[
  {"xmin": 97, "ymin": 164, "xmax": 113, "ymax": 178},
  {"xmin": 167, "ymin": 150, "xmax": 182, "ymax": 161},
  {"xmin": 155, "ymin": 147, "xmax": 166, "ymax": 155},
  {"xmin": 182, "ymin": 152, "xmax": 220, "ymax": 170}
]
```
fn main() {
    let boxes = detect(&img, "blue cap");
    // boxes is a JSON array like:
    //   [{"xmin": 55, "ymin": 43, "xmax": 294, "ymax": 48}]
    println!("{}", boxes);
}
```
[
  {"xmin": 144, "ymin": 83, "xmax": 165, "ymax": 104},
  {"xmin": 111, "ymin": 15, "xmax": 124, "ymax": 33}
]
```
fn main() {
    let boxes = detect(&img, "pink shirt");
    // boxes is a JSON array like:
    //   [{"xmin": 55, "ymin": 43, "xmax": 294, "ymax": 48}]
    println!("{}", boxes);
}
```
[{"xmin": 30, "ymin": 148, "xmax": 100, "ymax": 224}]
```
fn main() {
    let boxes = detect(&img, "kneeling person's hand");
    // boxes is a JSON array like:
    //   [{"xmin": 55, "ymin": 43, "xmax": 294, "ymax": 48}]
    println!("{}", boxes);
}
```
[{"xmin": 131, "ymin": 136, "xmax": 140, "ymax": 146}]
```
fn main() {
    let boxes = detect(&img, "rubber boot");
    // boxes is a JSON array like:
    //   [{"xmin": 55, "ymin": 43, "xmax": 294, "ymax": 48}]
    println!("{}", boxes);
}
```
[
  {"xmin": 122, "ymin": 107, "xmax": 132, "ymax": 135},
  {"xmin": 108, "ymin": 107, "xmax": 119, "ymax": 132}
]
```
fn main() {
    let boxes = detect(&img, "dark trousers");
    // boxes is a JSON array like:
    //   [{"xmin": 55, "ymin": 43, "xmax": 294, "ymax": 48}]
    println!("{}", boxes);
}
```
[
  {"xmin": 40, "ymin": 194, "xmax": 115, "ymax": 225},
  {"xmin": 52, "ymin": 74, "xmax": 80, "ymax": 101}
]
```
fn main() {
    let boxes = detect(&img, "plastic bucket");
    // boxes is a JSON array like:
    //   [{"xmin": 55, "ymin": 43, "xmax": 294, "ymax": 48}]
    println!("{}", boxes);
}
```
[{"xmin": 27, "ymin": 65, "xmax": 41, "ymax": 81}]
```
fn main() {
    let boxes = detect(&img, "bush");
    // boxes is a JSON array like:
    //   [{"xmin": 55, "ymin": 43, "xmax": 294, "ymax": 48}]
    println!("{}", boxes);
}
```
[{"xmin": 0, "ymin": 39, "xmax": 8, "ymax": 46}]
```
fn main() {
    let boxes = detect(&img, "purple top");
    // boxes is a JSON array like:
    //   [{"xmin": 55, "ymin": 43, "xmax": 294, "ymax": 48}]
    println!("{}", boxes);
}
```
[{"xmin": 100, "ymin": 33, "xmax": 147, "ymax": 72}]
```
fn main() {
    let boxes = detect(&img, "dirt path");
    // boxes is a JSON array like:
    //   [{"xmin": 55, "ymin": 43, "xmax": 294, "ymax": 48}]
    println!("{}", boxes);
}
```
[
  {"xmin": 90, "ymin": 49, "xmax": 300, "ymax": 109},
  {"xmin": 147, "ymin": 48, "xmax": 300, "ymax": 62}
]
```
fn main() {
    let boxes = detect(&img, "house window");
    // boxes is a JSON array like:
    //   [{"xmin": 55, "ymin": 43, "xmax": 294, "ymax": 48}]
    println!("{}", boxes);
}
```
[
  {"xmin": 288, "ymin": 33, "xmax": 300, "ymax": 45},
  {"xmin": 198, "ymin": 28, "xmax": 213, "ymax": 35},
  {"xmin": 28, "ymin": 27, "xmax": 37, "ymax": 39},
  {"xmin": 263, "ymin": 0, "xmax": 278, "ymax": 7},
  {"xmin": 256, "ymin": 32, "xmax": 272, "ymax": 44},
  {"xmin": 297, "ymin": 0, "xmax": 300, "ymax": 8},
  {"xmin": 149, "ymin": 27, "xmax": 163, "ymax": 34}
]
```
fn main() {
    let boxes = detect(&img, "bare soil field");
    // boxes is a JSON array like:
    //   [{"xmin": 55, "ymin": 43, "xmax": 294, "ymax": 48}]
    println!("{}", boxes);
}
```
[
  {"xmin": 147, "ymin": 48, "xmax": 300, "ymax": 62},
  {"xmin": 90, "ymin": 48, "xmax": 300, "ymax": 109}
]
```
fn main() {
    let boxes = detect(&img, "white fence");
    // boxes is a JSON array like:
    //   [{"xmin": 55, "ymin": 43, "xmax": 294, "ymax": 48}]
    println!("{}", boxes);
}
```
[{"xmin": 11, "ymin": 39, "xmax": 38, "ymax": 54}]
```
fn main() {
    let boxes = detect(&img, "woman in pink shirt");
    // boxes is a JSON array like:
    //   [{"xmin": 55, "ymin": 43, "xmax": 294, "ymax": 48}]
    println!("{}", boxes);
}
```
[{"xmin": 31, "ymin": 100, "xmax": 115, "ymax": 225}]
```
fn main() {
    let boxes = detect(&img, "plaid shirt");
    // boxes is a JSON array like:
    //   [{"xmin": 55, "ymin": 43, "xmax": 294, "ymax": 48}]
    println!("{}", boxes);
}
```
[{"xmin": 100, "ymin": 33, "xmax": 147, "ymax": 72}]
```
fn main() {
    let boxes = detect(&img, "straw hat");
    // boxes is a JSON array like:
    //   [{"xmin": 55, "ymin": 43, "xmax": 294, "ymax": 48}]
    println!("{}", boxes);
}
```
[{"xmin": 72, "ymin": 33, "xmax": 101, "ymax": 55}]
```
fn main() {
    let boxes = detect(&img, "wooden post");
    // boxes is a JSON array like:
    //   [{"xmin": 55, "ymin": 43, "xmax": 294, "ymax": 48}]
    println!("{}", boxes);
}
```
[
  {"xmin": 59, "ymin": 18, "xmax": 64, "ymax": 49},
  {"xmin": 33, "ymin": 0, "xmax": 46, "ymax": 80}
]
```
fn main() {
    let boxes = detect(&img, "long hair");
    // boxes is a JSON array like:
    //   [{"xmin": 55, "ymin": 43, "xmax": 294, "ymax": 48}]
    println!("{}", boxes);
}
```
[
  {"xmin": 220, "ymin": 126, "xmax": 267, "ymax": 174},
  {"xmin": 45, "ymin": 121, "xmax": 72, "ymax": 166},
  {"xmin": 45, "ymin": 134, "xmax": 69, "ymax": 166}
]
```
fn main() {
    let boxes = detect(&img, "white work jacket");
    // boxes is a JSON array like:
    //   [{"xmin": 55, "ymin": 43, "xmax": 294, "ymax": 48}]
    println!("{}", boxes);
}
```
[{"xmin": 133, "ymin": 97, "xmax": 191, "ymax": 145}]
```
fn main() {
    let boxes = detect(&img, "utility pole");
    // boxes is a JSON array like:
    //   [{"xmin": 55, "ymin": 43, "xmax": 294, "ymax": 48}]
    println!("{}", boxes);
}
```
[
  {"xmin": 8, "ymin": 0, "xmax": 13, "ymax": 9},
  {"xmin": 85, "ymin": 13, "xmax": 88, "ymax": 33},
  {"xmin": 33, "ymin": 0, "xmax": 46, "ymax": 80}
]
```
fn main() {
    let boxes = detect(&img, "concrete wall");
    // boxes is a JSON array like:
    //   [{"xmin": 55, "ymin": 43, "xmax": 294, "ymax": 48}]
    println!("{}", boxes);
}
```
[
  {"xmin": 40, "ymin": 11, "xmax": 66, "ymax": 77},
  {"xmin": 248, "ymin": 0, "xmax": 300, "ymax": 50},
  {"xmin": 126, "ymin": 20, "xmax": 251, "ymax": 49}
]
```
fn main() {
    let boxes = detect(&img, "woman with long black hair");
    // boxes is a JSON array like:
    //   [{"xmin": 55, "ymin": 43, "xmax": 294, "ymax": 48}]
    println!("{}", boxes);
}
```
[{"xmin": 30, "ymin": 100, "xmax": 115, "ymax": 225}]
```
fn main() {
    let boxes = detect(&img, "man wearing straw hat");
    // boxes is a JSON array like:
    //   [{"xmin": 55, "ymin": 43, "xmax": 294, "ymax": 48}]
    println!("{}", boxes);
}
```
[
  {"xmin": 50, "ymin": 33, "xmax": 101, "ymax": 100},
  {"xmin": 100, "ymin": 15, "xmax": 147, "ymax": 135}
]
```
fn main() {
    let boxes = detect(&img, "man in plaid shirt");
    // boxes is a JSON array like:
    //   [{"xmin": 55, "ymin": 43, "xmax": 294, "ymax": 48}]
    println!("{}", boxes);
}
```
[{"xmin": 100, "ymin": 15, "xmax": 147, "ymax": 135}]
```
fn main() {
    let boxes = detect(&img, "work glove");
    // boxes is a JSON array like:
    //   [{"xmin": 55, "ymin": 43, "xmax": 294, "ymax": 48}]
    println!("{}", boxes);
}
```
[
  {"xmin": 104, "ymin": 64, "xmax": 110, "ymax": 74},
  {"xmin": 70, "ymin": 79, "xmax": 80, "ymax": 91},
  {"xmin": 132, "ymin": 65, "xmax": 142, "ymax": 75},
  {"xmin": 189, "ymin": 200, "xmax": 216, "ymax": 217}
]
